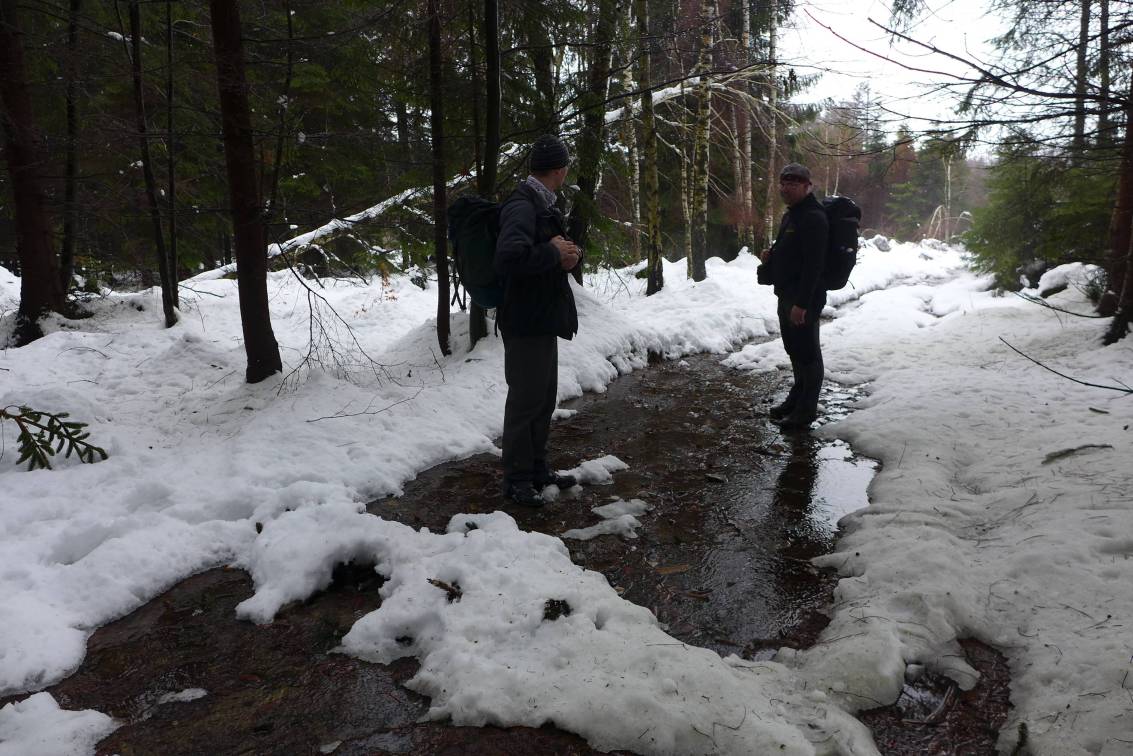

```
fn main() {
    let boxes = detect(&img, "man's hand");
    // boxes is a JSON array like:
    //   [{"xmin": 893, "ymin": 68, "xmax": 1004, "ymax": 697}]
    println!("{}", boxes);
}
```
[
  {"xmin": 790, "ymin": 305, "xmax": 807, "ymax": 326},
  {"xmin": 552, "ymin": 235, "xmax": 580, "ymax": 271}
]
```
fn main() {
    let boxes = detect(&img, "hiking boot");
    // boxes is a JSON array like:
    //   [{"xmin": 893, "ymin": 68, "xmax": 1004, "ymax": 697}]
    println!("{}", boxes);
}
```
[
  {"xmin": 503, "ymin": 481, "xmax": 545, "ymax": 508},
  {"xmin": 773, "ymin": 411, "xmax": 816, "ymax": 431},
  {"xmin": 537, "ymin": 472, "xmax": 578, "ymax": 489},
  {"xmin": 768, "ymin": 400, "xmax": 795, "ymax": 420}
]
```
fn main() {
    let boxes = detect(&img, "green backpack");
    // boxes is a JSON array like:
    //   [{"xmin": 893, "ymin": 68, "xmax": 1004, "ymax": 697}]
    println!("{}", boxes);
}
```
[{"xmin": 447, "ymin": 196, "xmax": 504, "ymax": 309}]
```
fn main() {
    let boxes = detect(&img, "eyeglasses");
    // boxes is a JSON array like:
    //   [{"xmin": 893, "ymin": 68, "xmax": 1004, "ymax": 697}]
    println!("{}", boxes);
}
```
[{"xmin": 779, "ymin": 177, "xmax": 807, "ymax": 186}]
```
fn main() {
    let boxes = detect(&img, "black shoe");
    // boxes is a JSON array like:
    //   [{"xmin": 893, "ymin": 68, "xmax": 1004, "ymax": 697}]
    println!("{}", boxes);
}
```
[
  {"xmin": 504, "ymin": 482, "xmax": 545, "ymax": 508},
  {"xmin": 536, "ymin": 472, "xmax": 578, "ymax": 489},
  {"xmin": 768, "ymin": 401, "xmax": 795, "ymax": 420},
  {"xmin": 774, "ymin": 410, "xmax": 817, "ymax": 431}
]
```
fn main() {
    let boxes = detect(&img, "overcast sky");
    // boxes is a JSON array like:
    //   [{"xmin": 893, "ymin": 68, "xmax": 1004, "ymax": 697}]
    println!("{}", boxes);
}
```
[{"xmin": 780, "ymin": 0, "xmax": 1008, "ymax": 131}]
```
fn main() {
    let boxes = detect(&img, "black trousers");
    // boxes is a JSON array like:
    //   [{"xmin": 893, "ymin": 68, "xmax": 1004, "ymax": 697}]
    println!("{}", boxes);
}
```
[
  {"xmin": 777, "ymin": 296, "xmax": 824, "ymax": 419},
  {"xmin": 501, "ymin": 334, "xmax": 558, "ymax": 485},
  {"xmin": 777, "ymin": 296, "xmax": 823, "ymax": 367}
]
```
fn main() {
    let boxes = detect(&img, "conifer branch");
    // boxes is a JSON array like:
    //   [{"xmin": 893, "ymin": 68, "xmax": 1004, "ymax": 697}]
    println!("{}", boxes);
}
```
[{"xmin": 1, "ymin": 406, "xmax": 109, "ymax": 471}]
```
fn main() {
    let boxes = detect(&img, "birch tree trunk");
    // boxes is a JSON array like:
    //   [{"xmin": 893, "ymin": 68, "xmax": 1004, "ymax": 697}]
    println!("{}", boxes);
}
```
[
  {"xmin": 763, "ymin": 11, "xmax": 778, "ymax": 247},
  {"xmin": 622, "ymin": 65, "xmax": 641, "ymax": 261},
  {"xmin": 428, "ymin": 0, "xmax": 451, "ymax": 355},
  {"xmin": 209, "ymin": 0, "xmax": 282, "ymax": 382},
  {"xmin": 636, "ymin": 0, "xmax": 662, "ymax": 295},
  {"xmin": 738, "ymin": 0, "xmax": 753, "ymax": 250},
  {"xmin": 0, "ymin": 0, "xmax": 67, "ymax": 345},
  {"xmin": 688, "ymin": 0, "xmax": 712, "ymax": 282}
]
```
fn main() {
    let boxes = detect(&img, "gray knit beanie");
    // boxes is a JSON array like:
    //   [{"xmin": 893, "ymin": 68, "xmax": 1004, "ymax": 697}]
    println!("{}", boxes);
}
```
[{"xmin": 530, "ymin": 134, "xmax": 570, "ymax": 172}]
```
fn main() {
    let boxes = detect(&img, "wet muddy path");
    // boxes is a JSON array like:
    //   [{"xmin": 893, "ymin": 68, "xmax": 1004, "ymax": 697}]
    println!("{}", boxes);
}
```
[{"xmin": 17, "ymin": 351, "xmax": 1011, "ymax": 754}]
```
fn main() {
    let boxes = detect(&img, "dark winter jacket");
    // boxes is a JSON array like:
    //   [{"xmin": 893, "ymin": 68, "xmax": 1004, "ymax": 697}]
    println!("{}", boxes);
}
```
[
  {"xmin": 762, "ymin": 193, "xmax": 829, "ymax": 310},
  {"xmin": 494, "ymin": 182, "xmax": 580, "ymax": 339}
]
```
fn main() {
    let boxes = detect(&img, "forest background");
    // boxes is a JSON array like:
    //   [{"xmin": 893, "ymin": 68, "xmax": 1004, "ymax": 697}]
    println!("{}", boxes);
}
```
[{"xmin": 2, "ymin": 0, "xmax": 1132, "ymax": 374}]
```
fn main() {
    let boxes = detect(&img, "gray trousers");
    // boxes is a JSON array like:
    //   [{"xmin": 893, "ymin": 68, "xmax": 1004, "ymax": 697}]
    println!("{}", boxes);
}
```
[{"xmin": 501, "ymin": 334, "xmax": 558, "ymax": 486}]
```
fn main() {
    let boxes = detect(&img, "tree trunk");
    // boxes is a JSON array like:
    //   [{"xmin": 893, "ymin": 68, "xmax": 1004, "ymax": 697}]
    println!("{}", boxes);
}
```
[
  {"xmin": 636, "ymin": 0, "xmax": 662, "ymax": 295},
  {"xmin": 1103, "ymin": 73, "xmax": 1133, "ymax": 312},
  {"xmin": 467, "ymin": 2, "xmax": 482, "ymax": 182},
  {"xmin": 165, "ymin": 0, "xmax": 179, "ymax": 303},
  {"xmin": 526, "ymin": 7, "xmax": 555, "ymax": 133},
  {"xmin": 127, "ymin": 0, "xmax": 176, "ymax": 327},
  {"xmin": 482, "ymin": 0, "xmax": 500, "ymax": 196},
  {"xmin": 622, "ymin": 63, "xmax": 640, "ymax": 262},
  {"xmin": 428, "ymin": 0, "xmax": 451, "ymax": 356},
  {"xmin": 739, "ymin": 0, "xmax": 753, "ymax": 250},
  {"xmin": 679, "ymin": 80, "xmax": 692, "ymax": 269},
  {"xmin": 60, "ymin": 0, "xmax": 81, "ymax": 294},
  {"xmin": 688, "ymin": 0, "xmax": 711, "ymax": 282},
  {"xmin": 0, "ymin": 0, "xmax": 66, "ymax": 345},
  {"xmin": 1072, "ymin": 0, "xmax": 1091, "ymax": 153},
  {"xmin": 209, "ymin": 0, "xmax": 282, "ymax": 382},
  {"xmin": 1098, "ymin": 0, "xmax": 1112, "ymax": 145},
  {"xmin": 565, "ymin": 0, "xmax": 619, "ymax": 284},
  {"xmin": 763, "ymin": 11, "xmax": 778, "ymax": 247},
  {"xmin": 396, "ymin": 99, "xmax": 410, "ymax": 153}
]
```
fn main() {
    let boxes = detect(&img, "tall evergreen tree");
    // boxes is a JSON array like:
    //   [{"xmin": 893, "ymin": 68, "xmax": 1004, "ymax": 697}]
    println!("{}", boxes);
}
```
[{"xmin": 209, "ymin": 0, "xmax": 282, "ymax": 383}]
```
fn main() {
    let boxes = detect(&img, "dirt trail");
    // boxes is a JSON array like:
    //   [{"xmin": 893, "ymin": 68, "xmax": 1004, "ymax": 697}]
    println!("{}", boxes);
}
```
[{"xmin": 10, "ymin": 351, "xmax": 1009, "ymax": 754}]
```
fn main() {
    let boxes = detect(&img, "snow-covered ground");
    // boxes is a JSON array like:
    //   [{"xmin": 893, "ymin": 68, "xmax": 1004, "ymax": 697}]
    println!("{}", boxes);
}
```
[{"xmin": 1, "ymin": 239, "xmax": 1130, "ymax": 755}]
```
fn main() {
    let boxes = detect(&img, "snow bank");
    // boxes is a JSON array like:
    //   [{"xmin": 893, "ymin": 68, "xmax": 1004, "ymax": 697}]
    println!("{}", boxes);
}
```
[
  {"xmin": 760, "ymin": 265, "xmax": 1131, "ymax": 755},
  {"xmin": 0, "ymin": 693, "xmax": 116, "ymax": 756}
]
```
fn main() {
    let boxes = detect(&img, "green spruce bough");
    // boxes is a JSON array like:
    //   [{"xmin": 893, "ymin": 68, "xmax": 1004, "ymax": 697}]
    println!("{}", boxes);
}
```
[{"xmin": 1, "ymin": 406, "xmax": 108, "ymax": 471}]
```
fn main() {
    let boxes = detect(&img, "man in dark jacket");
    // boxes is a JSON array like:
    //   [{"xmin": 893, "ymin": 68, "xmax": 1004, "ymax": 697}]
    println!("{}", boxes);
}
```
[
  {"xmin": 758, "ymin": 162, "xmax": 829, "ymax": 430},
  {"xmin": 494, "ymin": 134, "xmax": 581, "ymax": 506}
]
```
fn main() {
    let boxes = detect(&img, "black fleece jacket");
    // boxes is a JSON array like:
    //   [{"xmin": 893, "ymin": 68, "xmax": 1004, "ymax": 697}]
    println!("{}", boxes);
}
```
[
  {"xmin": 493, "ymin": 182, "xmax": 579, "ymax": 339},
  {"xmin": 764, "ymin": 193, "xmax": 828, "ymax": 310}
]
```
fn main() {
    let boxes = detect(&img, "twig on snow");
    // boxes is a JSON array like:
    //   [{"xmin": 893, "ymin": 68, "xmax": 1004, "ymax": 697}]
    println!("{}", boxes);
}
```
[{"xmin": 999, "ymin": 338, "xmax": 1133, "ymax": 394}]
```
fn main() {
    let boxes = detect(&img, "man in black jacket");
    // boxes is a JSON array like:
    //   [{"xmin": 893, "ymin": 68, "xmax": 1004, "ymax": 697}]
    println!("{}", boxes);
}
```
[
  {"xmin": 758, "ymin": 162, "xmax": 829, "ymax": 430},
  {"xmin": 494, "ymin": 135, "xmax": 581, "ymax": 506}
]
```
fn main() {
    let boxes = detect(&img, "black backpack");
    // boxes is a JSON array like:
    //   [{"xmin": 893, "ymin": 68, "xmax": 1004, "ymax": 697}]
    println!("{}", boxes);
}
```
[
  {"xmin": 821, "ymin": 195, "xmax": 862, "ymax": 290},
  {"xmin": 447, "ymin": 196, "xmax": 504, "ymax": 309}
]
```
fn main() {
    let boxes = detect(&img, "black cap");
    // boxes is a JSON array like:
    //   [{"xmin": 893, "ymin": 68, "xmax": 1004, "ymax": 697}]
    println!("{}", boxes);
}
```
[
  {"xmin": 779, "ymin": 162, "xmax": 812, "ymax": 182},
  {"xmin": 530, "ymin": 134, "xmax": 570, "ymax": 172}
]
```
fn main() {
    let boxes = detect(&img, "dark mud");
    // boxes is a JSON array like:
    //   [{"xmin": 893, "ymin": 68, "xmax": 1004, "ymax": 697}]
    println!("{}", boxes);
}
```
[
  {"xmin": 12, "ymin": 351, "xmax": 1011, "ymax": 754},
  {"xmin": 860, "ymin": 639, "xmax": 1013, "ymax": 755}
]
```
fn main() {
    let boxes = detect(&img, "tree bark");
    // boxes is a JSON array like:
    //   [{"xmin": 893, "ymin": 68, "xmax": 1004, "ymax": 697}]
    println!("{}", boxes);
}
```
[
  {"xmin": 1098, "ymin": 0, "xmax": 1112, "ymax": 145},
  {"xmin": 60, "ymin": 0, "xmax": 81, "ymax": 294},
  {"xmin": 209, "ymin": 0, "xmax": 282, "ymax": 382},
  {"xmin": 739, "ymin": 0, "xmax": 753, "ymax": 250},
  {"xmin": 688, "ymin": 0, "xmax": 712, "ymax": 282},
  {"xmin": 428, "ymin": 0, "xmax": 451, "ymax": 355},
  {"xmin": 468, "ymin": 0, "xmax": 499, "ymax": 348},
  {"xmin": 482, "ymin": 0, "xmax": 500, "ymax": 196},
  {"xmin": 565, "ymin": 0, "xmax": 620, "ymax": 284},
  {"xmin": 165, "ymin": 0, "xmax": 178, "ymax": 303},
  {"xmin": 467, "ymin": 2, "xmax": 482, "ymax": 182},
  {"xmin": 1103, "ymin": 73, "xmax": 1133, "ymax": 312},
  {"xmin": 127, "ymin": 0, "xmax": 176, "ymax": 327},
  {"xmin": 763, "ymin": 11, "xmax": 778, "ymax": 247},
  {"xmin": 1072, "ymin": 0, "xmax": 1091, "ymax": 153},
  {"xmin": 0, "ymin": 0, "xmax": 66, "ymax": 345},
  {"xmin": 636, "ymin": 0, "xmax": 662, "ymax": 296},
  {"xmin": 622, "ymin": 64, "xmax": 640, "ymax": 262},
  {"xmin": 526, "ymin": 7, "xmax": 555, "ymax": 133}
]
